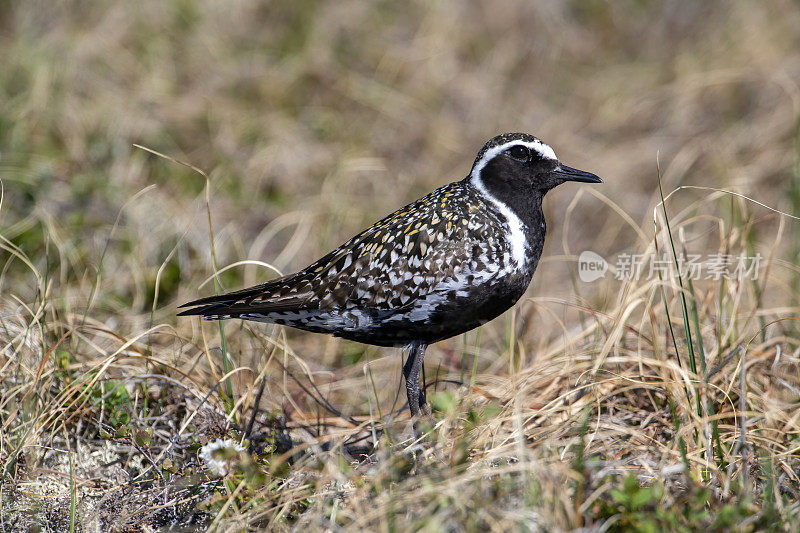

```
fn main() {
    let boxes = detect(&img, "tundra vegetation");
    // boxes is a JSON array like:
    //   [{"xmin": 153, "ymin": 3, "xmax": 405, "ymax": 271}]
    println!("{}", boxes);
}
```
[{"xmin": 1, "ymin": 2, "xmax": 799, "ymax": 530}]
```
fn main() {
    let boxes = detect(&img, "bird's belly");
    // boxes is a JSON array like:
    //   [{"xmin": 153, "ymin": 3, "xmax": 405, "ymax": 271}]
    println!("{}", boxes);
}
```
[
  {"xmin": 343, "ymin": 270, "xmax": 532, "ymax": 346},
  {"xmin": 261, "ymin": 262, "xmax": 535, "ymax": 347}
]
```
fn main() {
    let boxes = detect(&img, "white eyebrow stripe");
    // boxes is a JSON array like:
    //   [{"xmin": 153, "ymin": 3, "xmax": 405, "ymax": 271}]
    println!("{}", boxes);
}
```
[{"xmin": 469, "ymin": 139, "xmax": 557, "ymax": 183}]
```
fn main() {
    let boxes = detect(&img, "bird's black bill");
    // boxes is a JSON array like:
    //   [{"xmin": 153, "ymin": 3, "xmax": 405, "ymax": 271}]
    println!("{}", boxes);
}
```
[{"xmin": 554, "ymin": 165, "xmax": 602, "ymax": 183}]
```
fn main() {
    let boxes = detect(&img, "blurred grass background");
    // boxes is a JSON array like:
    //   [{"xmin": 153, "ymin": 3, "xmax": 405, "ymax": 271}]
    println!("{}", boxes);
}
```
[
  {"xmin": 2, "ymin": 0, "xmax": 800, "ymax": 530},
  {"xmin": 2, "ymin": 0, "xmax": 798, "ymax": 303},
  {"xmin": 3, "ymin": 0, "xmax": 798, "ymax": 352}
]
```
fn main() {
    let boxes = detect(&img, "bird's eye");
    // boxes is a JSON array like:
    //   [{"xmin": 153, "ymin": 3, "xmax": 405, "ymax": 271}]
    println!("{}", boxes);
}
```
[{"xmin": 507, "ymin": 145, "xmax": 529, "ymax": 161}]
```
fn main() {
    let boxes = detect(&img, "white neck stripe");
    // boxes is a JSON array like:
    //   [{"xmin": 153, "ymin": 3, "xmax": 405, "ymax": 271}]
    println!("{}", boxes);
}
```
[
  {"xmin": 466, "ymin": 138, "xmax": 555, "ymax": 270},
  {"xmin": 470, "ymin": 173, "xmax": 528, "ymax": 269}
]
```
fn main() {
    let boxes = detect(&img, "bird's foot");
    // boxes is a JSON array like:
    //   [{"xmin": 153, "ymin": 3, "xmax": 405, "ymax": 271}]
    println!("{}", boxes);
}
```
[
  {"xmin": 410, "ymin": 410, "xmax": 435, "ymax": 441},
  {"xmin": 418, "ymin": 390, "xmax": 431, "ymax": 417},
  {"xmin": 419, "ymin": 401, "xmax": 431, "ymax": 417}
]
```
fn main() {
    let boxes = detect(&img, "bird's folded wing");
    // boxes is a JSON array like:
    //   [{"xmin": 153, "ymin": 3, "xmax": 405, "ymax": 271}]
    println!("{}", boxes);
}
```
[{"xmin": 178, "ymin": 182, "xmax": 504, "ymax": 318}]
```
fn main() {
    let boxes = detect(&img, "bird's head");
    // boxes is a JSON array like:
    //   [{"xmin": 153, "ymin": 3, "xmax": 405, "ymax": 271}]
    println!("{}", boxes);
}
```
[{"xmin": 469, "ymin": 133, "xmax": 601, "ymax": 199}]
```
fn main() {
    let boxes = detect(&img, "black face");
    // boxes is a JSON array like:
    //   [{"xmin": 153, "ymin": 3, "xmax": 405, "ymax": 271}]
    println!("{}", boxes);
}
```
[{"xmin": 481, "ymin": 142, "xmax": 602, "ymax": 194}]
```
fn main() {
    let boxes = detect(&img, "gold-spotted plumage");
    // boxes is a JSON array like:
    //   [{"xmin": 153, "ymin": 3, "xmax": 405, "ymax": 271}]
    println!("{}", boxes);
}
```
[
  {"xmin": 232, "ymin": 181, "xmax": 516, "ymax": 329},
  {"xmin": 179, "ymin": 133, "xmax": 602, "ymax": 420}
]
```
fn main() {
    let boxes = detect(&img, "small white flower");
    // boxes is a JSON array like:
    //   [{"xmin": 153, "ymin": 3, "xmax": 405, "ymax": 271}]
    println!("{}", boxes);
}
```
[{"xmin": 199, "ymin": 438, "xmax": 245, "ymax": 476}]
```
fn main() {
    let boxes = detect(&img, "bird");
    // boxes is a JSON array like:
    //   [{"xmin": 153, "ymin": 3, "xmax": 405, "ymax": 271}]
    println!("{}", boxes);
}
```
[{"xmin": 178, "ymin": 132, "xmax": 601, "ymax": 422}]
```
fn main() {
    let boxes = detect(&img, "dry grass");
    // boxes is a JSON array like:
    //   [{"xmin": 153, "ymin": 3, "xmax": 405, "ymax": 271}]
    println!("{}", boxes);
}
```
[{"xmin": 2, "ymin": 1, "xmax": 800, "ymax": 531}]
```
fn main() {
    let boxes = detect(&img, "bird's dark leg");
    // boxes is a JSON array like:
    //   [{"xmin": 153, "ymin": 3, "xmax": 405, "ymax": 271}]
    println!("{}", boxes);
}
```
[
  {"xmin": 419, "ymin": 364, "xmax": 430, "ymax": 415},
  {"xmin": 403, "ymin": 341, "xmax": 430, "ymax": 418}
]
